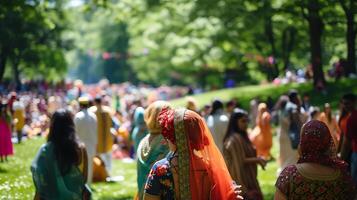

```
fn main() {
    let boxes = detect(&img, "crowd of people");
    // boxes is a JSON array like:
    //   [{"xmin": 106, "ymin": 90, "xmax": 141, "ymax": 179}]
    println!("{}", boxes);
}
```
[{"xmin": 0, "ymin": 80, "xmax": 356, "ymax": 199}]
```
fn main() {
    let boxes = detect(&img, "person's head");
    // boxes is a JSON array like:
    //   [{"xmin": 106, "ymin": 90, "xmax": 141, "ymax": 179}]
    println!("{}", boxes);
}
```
[
  {"xmin": 258, "ymin": 103, "xmax": 267, "ymax": 114},
  {"xmin": 309, "ymin": 106, "xmax": 320, "ymax": 120},
  {"xmin": 341, "ymin": 93, "xmax": 356, "ymax": 112},
  {"xmin": 211, "ymin": 99, "xmax": 224, "ymax": 115},
  {"xmin": 298, "ymin": 120, "xmax": 347, "ymax": 171},
  {"xmin": 288, "ymin": 89, "xmax": 300, "ymax": 105},
  {"xmin": 47, "ymin": 109, "xmax": 79, "ymax": 175},
  {"xmin": 144, "ymin": 101, "xmax": 172, "ymax": 134},
  {"xmin": 225, "ymin": 100, "xmax": 236, "ymax": 113},
  {"xmin": 186, "ymin": 97, "xmax": 197, "ymax": 112},
  {"xmin": 78, "ymin": 97, "xmax": 90, "ymax": 110},
  {"xmin": 324, "ymin": 103, "xmax": 331, "ymax": 114},
  {"xmin": 94, "ymin": 95, "xmax": 102, "ymax": 106},
  {"xmin": 224, "ymin": 108, "xmax": 249, "ymax": 142}
]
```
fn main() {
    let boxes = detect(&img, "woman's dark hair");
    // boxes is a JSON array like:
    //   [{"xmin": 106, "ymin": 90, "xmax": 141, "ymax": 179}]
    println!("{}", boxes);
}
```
[
  {"xmin": 224, "ymin": 108, "xmax": 250, "ymax": 143},
  {"xmin": 211, "ymin": 99, "xmax": 224, "ymax": 115},
  {"xmin": 47, "ymin": 109, "xmax": 80, "ymax": 175}
]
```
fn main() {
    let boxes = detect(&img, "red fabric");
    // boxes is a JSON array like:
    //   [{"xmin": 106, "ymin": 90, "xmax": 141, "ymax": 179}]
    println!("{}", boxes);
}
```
[
  {"xmin": 159, "ymin": 109, "xmax": 237, "ymax": 199},
  {"xmin": 158, "ymin": 107, "xmax": 175, "ymax": 144},
  {"xmin": 297, "ymin": 120, "xmax": 347, "ymax": 171},
  {"xmin": 346, "ymin": 110, "xmax": 357, "ymax": 152}
]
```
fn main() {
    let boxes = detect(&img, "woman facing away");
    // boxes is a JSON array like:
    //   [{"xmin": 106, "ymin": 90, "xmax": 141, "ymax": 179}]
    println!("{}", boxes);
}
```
[
  {"xmin": 0, "ymin": 101, "xmax": 13, "ymax": 162},
  {"xmin": 136, "ymin": 101, "xmax": 170, "ymax": 200},
  {"xmin": 250, "ymin": 103, "xmax": 273, "ymax": 160},
  {"xmin": 274, "ymin": 120, "xmax": 356, "ymax": 200},
  {"xmin": 132, "ymin": 107, "xmax": 149, "ymax": 155},
  {"xmin": 31, "ymin": 109, "xmax": 90, "ymax": 200},
  {"xmin": 143, "ymin": 108, "xmax": 243, "ymax": 200},
  {"xmin": 318, "ymin": 103, "xmax": 340, "ymax": 146},
  {"xmin": 223, "ymin": 108, "xmax": 266, "ymax": 200}
]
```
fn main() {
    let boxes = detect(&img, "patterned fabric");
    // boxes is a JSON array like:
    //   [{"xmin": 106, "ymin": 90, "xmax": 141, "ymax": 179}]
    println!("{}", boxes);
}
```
[
  {"xmin": 157, "ymin": 107, "xmax": 175, "ymax": 144},
  {"xmin": 174, "ymin": 109, "xmax": 191, "ymax": 200},
  {"xmin": 276, "ymin": 165, "xmax": 356, "ymax": 200},
  {"xmin": 298, "ymin": 120, "xmax": 347, "ymax": 171},
  {"xmin": 144, "ymin": 153, "xmax": 175, "ymax": 200}
]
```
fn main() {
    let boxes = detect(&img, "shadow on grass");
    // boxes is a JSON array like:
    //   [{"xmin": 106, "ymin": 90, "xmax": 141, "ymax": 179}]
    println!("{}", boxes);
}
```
[{"xmin": 0, "ymin": 167, "xmax": 8, "ymax": 173}]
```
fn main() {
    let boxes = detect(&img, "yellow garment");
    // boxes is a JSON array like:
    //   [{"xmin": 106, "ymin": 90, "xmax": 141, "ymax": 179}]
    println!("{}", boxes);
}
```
[
  {"xmin": 90, "ymin": 106, "xmax": 113, "ymax": 153},
  {"xmin": 13, "ymin": 109, "xmax": 25, "ymax": 131}
]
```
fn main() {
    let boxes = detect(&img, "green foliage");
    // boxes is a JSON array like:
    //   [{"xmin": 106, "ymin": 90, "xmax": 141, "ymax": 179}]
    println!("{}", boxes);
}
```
[{"xmin": 0, "ymin": 0, "xmax": 69, "ymax": 82}]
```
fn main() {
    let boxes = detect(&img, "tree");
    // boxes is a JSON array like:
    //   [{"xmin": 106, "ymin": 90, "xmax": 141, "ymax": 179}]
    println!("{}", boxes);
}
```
[
  {"xmin": 338, "ymin": 0, "xmax": 356, "ymax": 75},
  {"xmin": 0, "ymin": 0, "xmax": 68, "ymax": 85}
]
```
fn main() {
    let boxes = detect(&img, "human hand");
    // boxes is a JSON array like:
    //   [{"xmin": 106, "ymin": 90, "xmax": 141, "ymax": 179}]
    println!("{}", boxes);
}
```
[
  {"xmin": 232, "ymin": 181, "xmax": 244, "ymax": 200},
  {"xmin": 257, "ymin": 157, "xmax": 267, "ymax": 170}
]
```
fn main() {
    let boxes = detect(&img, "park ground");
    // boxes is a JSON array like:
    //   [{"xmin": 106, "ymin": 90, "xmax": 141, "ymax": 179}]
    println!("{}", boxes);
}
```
[{"xmin": 0, "ymin": 78, "xmax": 356, "ymax": 200}]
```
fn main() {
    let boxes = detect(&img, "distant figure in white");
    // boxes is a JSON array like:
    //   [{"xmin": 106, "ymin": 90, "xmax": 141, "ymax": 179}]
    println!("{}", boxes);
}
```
[
  {"xmin": 207, "ymin": 100, "xmax": 229, "ymax": 153},
  {"xmin": 74, "ymin": 97, "xmax": 98, "ymax": 185}
]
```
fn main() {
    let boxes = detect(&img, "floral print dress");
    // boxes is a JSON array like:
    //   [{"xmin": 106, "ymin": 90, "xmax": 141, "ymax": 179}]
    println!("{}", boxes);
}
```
[
  {"xmin": 275, "ymin": 165, "xmax": 356, "ymax": 200},
  {"xmin": 144, "ymin": 153, "xmax": 175, "ymax": 200}
]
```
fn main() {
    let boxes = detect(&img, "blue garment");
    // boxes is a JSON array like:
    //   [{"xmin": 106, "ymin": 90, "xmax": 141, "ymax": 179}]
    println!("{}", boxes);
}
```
[
  {"xmin": 144, "ymin": 153, "xmax": 175, "ymax": 200},
  {"xmin": 131, "ymin": 107, "xmax": 148, "ymax": 153},
  {"xmin": 351, "ymin": 152, "xmax": 357, "ymax": 185}
]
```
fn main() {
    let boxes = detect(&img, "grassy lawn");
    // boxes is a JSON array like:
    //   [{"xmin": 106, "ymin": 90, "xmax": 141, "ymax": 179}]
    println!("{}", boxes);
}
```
[
  {"xmin": 0, "ymin": 136, "xmax": 279, "ymax": 200},
  {"xmin": 1, "ymin": 79, "xmax": 355, "ymax": 199},
  {"xmin": 170, "ymin": 78, "xmax": 357, "ymax": 110}
]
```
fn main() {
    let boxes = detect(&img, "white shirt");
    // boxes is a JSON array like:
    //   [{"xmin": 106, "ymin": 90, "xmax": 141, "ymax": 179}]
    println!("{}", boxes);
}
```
[
  {"xmin": 206, "ymin": 109, "xmax": 229, "ymax": 153},
  {"xmin": 74, "ymin": 109, "xmax": 98, "ymax": 151}
]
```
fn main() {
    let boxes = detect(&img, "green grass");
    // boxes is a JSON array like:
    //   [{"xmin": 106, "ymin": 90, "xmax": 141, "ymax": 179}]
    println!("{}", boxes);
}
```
[
  {"xmin": 0, "ymin": 137, "xmax": 279, "ymax": 200},
  {"xmin": 1, "ymin": 79, "xmax": 356, "ymax": 199},
  {"xmin": 0, "ymin": 138, "xmax": 137, "ymax": 200},
  {"xmin": 170, "ymin": 78, "xmax": 357, "ymax": 110}
]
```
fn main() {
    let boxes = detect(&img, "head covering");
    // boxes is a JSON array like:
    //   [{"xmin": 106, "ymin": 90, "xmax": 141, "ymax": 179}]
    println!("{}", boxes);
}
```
[
  {"xmin": 297, "ymin": 120, "xmax": 347, "ymax": 171},
  {"xmin": 144, "ymin": 101, "xmax": 171, "ymax": 134},
  {"xmin": 78, "ymin": 97, "xmax": 89, "ymax": 106},
  {"xmin": 158, "ymin": 108, "xmax": 236, "ymax": 200}
]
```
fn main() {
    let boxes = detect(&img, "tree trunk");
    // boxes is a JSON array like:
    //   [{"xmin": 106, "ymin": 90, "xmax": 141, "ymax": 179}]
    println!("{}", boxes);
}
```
[
  {"xmin": 307, "ymin": 0, "xmax": 325, "ymax": 89},
  {"xmin": 12, "ymin": 59, "xmax": 21, "ymax": 90},
  {"xmin": 282, "ymin": 27, "xmax": 296, "ymax": 71},
  {"xmin": 0, "ymin": 52, "xmax": 7, "ymax": 82},
  {"xmin": 346, "ymin": 12, "xmax": 356, "ymax": 75},
  {"xmin": 264, "ymin": 1, "xmax": 279, "ymax": 78}
]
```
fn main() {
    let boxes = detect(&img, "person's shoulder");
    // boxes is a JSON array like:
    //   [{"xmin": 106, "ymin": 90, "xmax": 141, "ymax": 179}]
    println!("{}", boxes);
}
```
[{"xmin": 279, "ymin": 164, "xmax": 297, "ymax": 177}]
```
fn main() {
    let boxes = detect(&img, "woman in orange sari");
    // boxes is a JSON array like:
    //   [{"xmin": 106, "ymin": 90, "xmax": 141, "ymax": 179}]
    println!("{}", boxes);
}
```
[
  {"xmin": 318, "ymin": 103, "xmax": 340, "ymax": 146},
  {"xmin": 251, "ymin": 103, "xmax": 273, "ymax": 159},
  {"xmin": 143, "ymin": 108, "xmax": 242, "ymax": 200}
]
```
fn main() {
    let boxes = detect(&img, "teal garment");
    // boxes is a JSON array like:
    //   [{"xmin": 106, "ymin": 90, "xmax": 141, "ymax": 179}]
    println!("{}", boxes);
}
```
[
  {"xmin": 131, "ymin": 107, "xmax": 148, "ymax": 153},
  {"xmin": 137, "ymin": 134, "xmax": 169, "ymax": 199},
  {"xmin": 31, "ymin": 142, "xmax": 84, "ymax": 200}
]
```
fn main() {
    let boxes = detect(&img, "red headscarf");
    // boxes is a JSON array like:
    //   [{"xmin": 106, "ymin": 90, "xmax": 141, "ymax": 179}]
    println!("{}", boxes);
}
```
[
  {"xmin": 158, "ymin": 108, "xmax": 237, "ymax": 200},
  {"xmin": 297, "ymin": 120, "xmax": 348, "ymax": 171}
]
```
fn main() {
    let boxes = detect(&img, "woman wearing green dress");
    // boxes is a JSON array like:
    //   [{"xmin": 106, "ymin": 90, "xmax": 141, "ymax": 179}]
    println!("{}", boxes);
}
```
[
  {"xmin": 136, "ymin": 101, "xmax": 171, "ymax": 199},
  {"xmin": 31, "ymin": 109, "xmax": 90, "ymax": 200}
]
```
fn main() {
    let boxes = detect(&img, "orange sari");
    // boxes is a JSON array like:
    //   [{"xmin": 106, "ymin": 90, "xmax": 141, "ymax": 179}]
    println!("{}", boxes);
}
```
[{"xmin": 160, "ymin": 108, "xmax": 238, "ymax": 199}]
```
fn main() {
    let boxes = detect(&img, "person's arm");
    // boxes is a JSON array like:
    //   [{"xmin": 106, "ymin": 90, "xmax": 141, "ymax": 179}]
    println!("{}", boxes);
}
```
[
  {"xmin": 244, "ymin": 157, "xmax": 267, "ymax": 170},
  {"xmin": 274, "ymin": 188, "xmax": 287, "ymax": 200},
  {"xmin": 143, "ymin": 163, "xmax": 163, "ymax": 200}
]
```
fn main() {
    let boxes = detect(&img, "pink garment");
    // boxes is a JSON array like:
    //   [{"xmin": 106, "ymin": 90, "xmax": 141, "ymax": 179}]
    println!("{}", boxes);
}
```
[{"xmin": 0, "ymin": 118, "xmax": 14, "ymax": 156}]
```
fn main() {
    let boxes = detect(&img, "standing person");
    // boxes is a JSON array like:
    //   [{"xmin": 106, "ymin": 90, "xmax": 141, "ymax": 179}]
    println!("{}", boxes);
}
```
[
  {"xmin": 207, "ymin": 99, "xmax": 229, "ymax": 153},
  {"xmin": 136, "ymin": 101, "xmax": 170, "ymax": 200},
  {"xmin": 274, "ymin": 120, "xmax": 356, "ymax": 200},
  {"xmin": 223, "ymin": 108, "xmax": 266, "ymax": 200},
  {"xmin": 249, "ymin": 97, "xmax": 259, "ymax": 127},
  {"xmin": 31, "ymin": 109, "xmax": 90, "ymax": 199},
  {"xmin": 90, "ymin": 96, "xmax": 114, "ymax": 174},
  {"xmin": 319, "ymin": 103, "xmax": 340, "ymax": 146},
  {"xmin": 250, "ymin": 103, "xmax": 273, "ymax": 160},
  {"xmin": 74, "ymin": 97, "xmax": 98, "ymax": 186},
  {"xmin": 12, "ymin": 97, "xmax": 25, "ymax": 143},
  {"xmin": 225, "ymin": 99, "xmax": 236, "ymax": 117},
  {"xmin": 0, "ymin": 101, "xmax": 13, "ymax": 162},
  {"xmin": 131, "ymin": 107, "xmax": 148, "ymax": 156},
  {"xmin": 339, "ymin": 93, "xmax": 357, "ymax": 184},
  {"xmin": 144, "ymin": 108, "xmax": 242, "ymax": 200},
  {"xmin": 278, "ymin": 91, "xmax": 307, "ymax": 173}
]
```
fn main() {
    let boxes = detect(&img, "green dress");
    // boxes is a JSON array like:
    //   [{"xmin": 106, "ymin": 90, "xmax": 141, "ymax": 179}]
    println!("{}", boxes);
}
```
[
  {"xmin": 31, "ymin": 142, "xmax": 85, "ymax": 200},
  {"xmin": 137, "ymin": 134, "xmax": 169, "ymax": 199}
]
